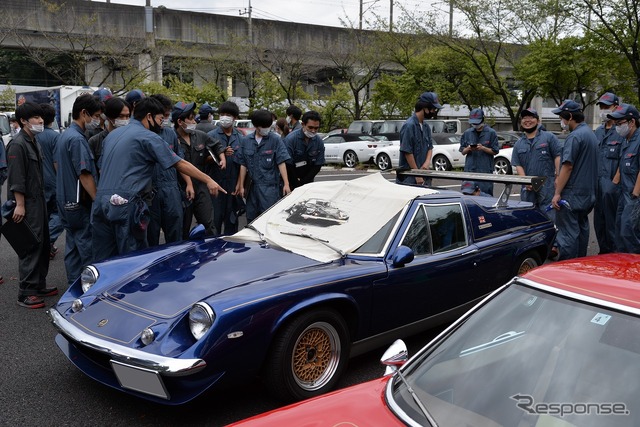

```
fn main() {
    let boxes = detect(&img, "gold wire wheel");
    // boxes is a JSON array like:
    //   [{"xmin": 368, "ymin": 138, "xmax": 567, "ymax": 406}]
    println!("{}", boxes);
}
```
[
  {"xmin": 291, "ymin": 321, "xmax": 341, "ymax": 391},
  {"xmin": 517, "ymin": 257, "xmax": 538, "ymax": 275}
]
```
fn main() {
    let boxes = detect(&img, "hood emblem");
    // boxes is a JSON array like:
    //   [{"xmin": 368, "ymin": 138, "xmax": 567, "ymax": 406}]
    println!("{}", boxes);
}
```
[{"xmin": 97, "ymin": 319, "xmax": 109, "ymax": 327}]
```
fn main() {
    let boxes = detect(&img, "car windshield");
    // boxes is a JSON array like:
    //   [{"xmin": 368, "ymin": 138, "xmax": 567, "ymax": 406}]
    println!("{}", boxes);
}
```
[
  {"xmin": 389, "ymin": 282, "xmax": 640, "ymax": 427},
  {"xmin": 0, "ymin": 115, "xmax": 9, "ymax": 135}
]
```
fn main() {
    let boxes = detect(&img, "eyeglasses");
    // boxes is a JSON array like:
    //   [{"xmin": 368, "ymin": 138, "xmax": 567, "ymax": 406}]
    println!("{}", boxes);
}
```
[{"xmin": 615, "ymin": 120, "xmax": 629, "ymax": 126}]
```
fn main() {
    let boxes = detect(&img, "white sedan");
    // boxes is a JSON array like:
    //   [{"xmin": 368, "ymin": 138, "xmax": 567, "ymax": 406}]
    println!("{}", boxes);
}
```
[
  {"xmin": 374, "ymin": 134, "xmax": 513, "ymax": 174},
  {"xmin": 323, "ymin": 134, "xmax": 392, "ymax": 168}
]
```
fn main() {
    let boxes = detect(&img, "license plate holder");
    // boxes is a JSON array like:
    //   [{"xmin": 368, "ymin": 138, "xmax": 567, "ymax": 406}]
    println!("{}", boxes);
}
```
[{"xmin": 110, "ymin": 360, "xmax": 170, "ymax": 400}]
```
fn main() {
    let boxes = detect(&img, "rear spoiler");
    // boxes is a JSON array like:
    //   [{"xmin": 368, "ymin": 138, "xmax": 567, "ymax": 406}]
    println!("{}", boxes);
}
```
[{"xmin": 395, "ymin": 169, "xmax": 546, "ymax": 208}]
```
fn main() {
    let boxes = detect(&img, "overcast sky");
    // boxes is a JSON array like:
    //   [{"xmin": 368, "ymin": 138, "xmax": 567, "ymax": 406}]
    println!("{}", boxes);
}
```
[{"xmin": 97, "ymin": 0, "xmax": 446, "ymax": 29}]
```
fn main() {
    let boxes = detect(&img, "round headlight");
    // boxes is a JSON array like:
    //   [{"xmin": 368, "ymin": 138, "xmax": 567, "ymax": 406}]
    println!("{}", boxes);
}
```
[
  {"xmin": 140, "ymin": 327, "xmax": 155, "ymax": 346},
  {"xmin": 71, "ymin": 299, "xmax": 84, "ymax": 313},
  {"xmin": 189, "ymin": 303, "xmax": 215, "ymax": 340},
  {"xmin": 80, "ymin": 266, "xmax": 99, "ymax": 293}
]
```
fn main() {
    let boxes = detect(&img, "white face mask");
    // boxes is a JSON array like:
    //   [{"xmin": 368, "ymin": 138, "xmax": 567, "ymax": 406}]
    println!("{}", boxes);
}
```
[
  {"xmin": 114, "ymin": 119, "xmax": 129, "ymax": 128},
  {"xmin": 219, "ymin": 116, "xmax": 234, "ymax": 128},
  {"xmin": 29, "ymin": 123, "xmax": 44, "ymax": 134},
  {"xmin": 600, "ymin": 110, "xmax": 613, "ymax": 122},
  {"xmin": 85, "ymin": 117, "xmax": 101, "ymax": 131},
  {"xmin": 616, "ymin": 123, "xmax": 630, "ymax": 138},
  {"xmin": 257, "ymin": 127, "xmax": 270, "ymax": 137},
  {"xmin": 473, "ymin": 124, "xmax": 483, "ymax": 131},
  {"xmin": 304, "ymin": 130, "xmax": 317, "ymax": 139},
  {"xmin": 162, "ymin": 118, "xmax": 172, "ymax": 128},
  {"xmin": 560, "ymin": 120, "xmax": 569, "ymax": 131},
  {"xmin": 184, "ymin": 123, "xmax": 197, "ymax": 134}
]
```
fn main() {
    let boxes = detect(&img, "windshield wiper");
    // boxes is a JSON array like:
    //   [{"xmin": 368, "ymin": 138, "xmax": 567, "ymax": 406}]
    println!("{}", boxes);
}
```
[
  {"xmin": 280, "ymin": 231, "xmax": 346, "ymax": 258},
  {"xmin": 394, "ymin": 368, "xmax": 439, "ymax": 427},
  {"xmin": 245, "ymin": 224, "xmax": 267, "ymax": 244}
]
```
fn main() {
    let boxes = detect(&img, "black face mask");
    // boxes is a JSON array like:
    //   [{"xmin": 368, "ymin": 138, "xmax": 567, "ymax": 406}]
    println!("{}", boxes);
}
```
[
  {"xmin": 522, "ymin": 124, "xmax": 537, "ymax": 133},
  {"xmin": 148, "ymin": 116, "xmax": 162, "ymax": 134},
  {"xmin": 424, "ymin": 109, "xmax": 436, "ymax": 120}
]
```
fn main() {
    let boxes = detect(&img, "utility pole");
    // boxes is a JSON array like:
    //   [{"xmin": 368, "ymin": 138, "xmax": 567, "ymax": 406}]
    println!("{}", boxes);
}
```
[
  {"xmin": 359, "ymin": 0, "xmax": 363, "ymax": 30},
  {"xmin": 389, "ymin": 0, "xmax": 393, "ymax": 32},
  {"xmin": 239, "ymin": 0, "xmax": 253, "ymax": 100},
  {"xmin": 449, "ymin": 0, "xmax": 453, "ymax": 37}
]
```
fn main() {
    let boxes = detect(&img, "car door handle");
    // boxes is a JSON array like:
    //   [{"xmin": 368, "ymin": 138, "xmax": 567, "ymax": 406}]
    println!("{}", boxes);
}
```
[{"xmin": 462, "ymin": 248, "xmax": 478, "ymax": 256}]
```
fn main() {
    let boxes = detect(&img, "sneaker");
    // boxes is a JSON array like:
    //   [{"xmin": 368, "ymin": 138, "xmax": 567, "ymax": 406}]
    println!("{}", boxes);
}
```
[
  {"xmin": 36, "ymin": 287, "xmax": 58, "ymax": 297},
  {"xmin": 17, "ymin": 295, "xmax": 45, "ymax": 309},
  {"xmin": 50, "ymin": 244, "xmax": 59, "ymax": 260}
]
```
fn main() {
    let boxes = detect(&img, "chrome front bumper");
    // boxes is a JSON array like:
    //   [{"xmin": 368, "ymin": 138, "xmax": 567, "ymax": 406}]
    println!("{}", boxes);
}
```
[{"xmin": 48, "ymin": 308, "xmax": 206, "ymax": 377}]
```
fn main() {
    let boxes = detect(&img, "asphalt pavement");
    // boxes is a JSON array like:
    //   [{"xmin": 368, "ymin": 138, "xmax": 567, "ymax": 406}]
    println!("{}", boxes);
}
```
[{"xmin": 0, "ymin": 169, "xmax": 601, "ymax": 426}]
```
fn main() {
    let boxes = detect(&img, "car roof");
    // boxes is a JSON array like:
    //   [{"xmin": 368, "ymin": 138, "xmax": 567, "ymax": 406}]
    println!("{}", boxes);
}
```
[{"xmin": 522, "ymin": 254, "xmax": 640, "ymax": 310}]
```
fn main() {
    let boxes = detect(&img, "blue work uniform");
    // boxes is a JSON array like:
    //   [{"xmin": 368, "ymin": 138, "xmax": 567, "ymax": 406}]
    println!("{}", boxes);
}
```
[
  {"xmin": 37, "ymin": 126, "xmax": 64, "ymax": 246},
  {"xmin": 555, "ymin": 123, "xmax": 598, "ymax": 260},
  {"xmin": 511, "ymin": 130, "xmax": 561, "ymax": 215},
  {"xmin": 208, "ymin": 126, "xmax": 243, "ymax": 235},
  {"xmin": 178, "ymin": 130, "xmax": 224, "ymax": 238},
  {"xmin": 6, "ymin": 131, "xmax": 50, "ymax": 295},
  {"xmin": 236, "ymin": 131, "xmax": 290, "ymax": 222},
  {"xmin": 593, "ymin": 124, "xmax": 623, "ymax": 253},
  {"xmin": 92, "ymin": 119, "xmax": 181, "ymax": 261},
  {"xmin": 147, "ymin": 127, "xmax": 184, "ymax": 246},
  {"xmin": 55, "ymin": 122, "xmax": 97, "ymax": 285},
  {"xmin": 396, "ymin": 114, "xmax": 433, "ymax": 186},
  {"xmin": 459, "ymin": 125, "xmax": 500, "ymax": 195},
  {"xmin": 616, "ymin": 129, "xmax": 640, "ymax": 253},
  {"xmin": 284, "ymin": 128, "xmax": 325, "ymax": 189}
]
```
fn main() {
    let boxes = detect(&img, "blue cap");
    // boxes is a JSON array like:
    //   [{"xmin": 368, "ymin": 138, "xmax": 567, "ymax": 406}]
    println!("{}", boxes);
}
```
[
  {"xmin": 460, "ymin": 181, "xmax": 477, "ymax": 195},
  {"xmin": 468, "ymin": 108, "xmax": 484, "ymax": 125},
  {"xmin": 199, "ymin": 103, "xmax": 214, "ymax": 115},
  {"xmin": 93, "ymin": 88, "xmax": 112, "ymax": 102},
  {"xmin": 597, "ymin": 92, "xmax": 619, "ymax": 106},
  {"xmin": 520, "ymin": 107, "xmax": 539, "ymax": 119},
  {"xmin": 607, "ymin": 103, "xmax": 640, "ymax": 121},
  {"xmin": 125, "ymin": 89, "xmax": 145, "ymax": 105},
  {"xmin": 171, "ymin": 101, "xmax": 196, "ymax": 122},
  {"xmin": 552, "ymin": 99, "xmax": 582, "ymax": 114},
  {"xmin": 419, "ymin": 92, "xmax": 442, "ymax": 109}
]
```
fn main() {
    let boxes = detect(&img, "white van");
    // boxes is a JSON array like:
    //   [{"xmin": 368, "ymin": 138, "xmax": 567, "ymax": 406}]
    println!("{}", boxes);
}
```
[{"xmin": 0, "ymin": 112, "xmax": 11, "ymax": 147}]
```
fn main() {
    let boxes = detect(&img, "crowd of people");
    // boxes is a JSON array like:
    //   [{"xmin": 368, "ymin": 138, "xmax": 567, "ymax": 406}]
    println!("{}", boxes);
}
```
[
  {"xmin": 2, "ymin": 89, "xmax": 326, "ymax": 309},
  {"xmin": 3, "ymin": 88, "xmax": 640, "ymax": 309}
]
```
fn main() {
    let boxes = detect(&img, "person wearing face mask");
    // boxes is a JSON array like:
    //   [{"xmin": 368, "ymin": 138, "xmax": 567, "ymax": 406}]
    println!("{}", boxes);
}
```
[
  {"xmin": 285, "ymin": 105, "xmax": 303, "ymax": 131},
  {"xmin": 173, "ymin": 101, "xmax": 226, "ymax": 238},
  {"xmin": 88, "ymin": 97, "xmax": 131, "ymax": 176},
  {"xmin": 9, "ymin": 115, "xmax": 20, "ymax": 138},
  {"xmin": 196, "ymin": 103, "xmax": 216, "ymax": 133},
  {"xmin": 551, "ymin": 99, "xmax": 598, "ymax": 260},
  {"xmin": 55, "ymin": 94, "xmax": 102, "ymax": 286},
  {"xmin": 37, "ymin": 103, "xmax": 64, "ymax": 260},
  {"xmin": 146, "ymin": 94, "xmax": 190, "ymax": 246},
  {"xmin": 396, "ymin": 92, "xmax": 441, "ymax": 187},
  {"xmin": 6, "ymin": 102, "xmax": 57, "ymax": 308},
  {"xmin": 207, "ymin": 101, "xmax": 244, "ymax": 234},
  {"xmin": 236, "ymin": 109, "xmax": 291, "ymax": 222},
  {"xmin": 284, "ymin": 110, "xmax": 325, "ymax": 191},
  {"xmin": 86, "ymin": 88, "xmax": 113, "ymax": 139},
  {"xmin": 459, "ymin": 108, "xmax": 500, "ymax": 195},
  {"xmin": 92, "ymin": 98, "xmax": 226, "ymax": 261},
  {"xmin": 608, "ymin": 104, "xmax": 640, "ymax": 253},
  {"xmin": 593, "ymin": 92, "xmax": 624, "ymax": 254}
]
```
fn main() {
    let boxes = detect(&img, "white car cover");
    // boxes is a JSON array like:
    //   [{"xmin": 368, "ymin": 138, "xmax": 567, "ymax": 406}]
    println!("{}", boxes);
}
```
[{"xmin": 228, "ymin": 173, "xmax": 438, "ymax": 262}]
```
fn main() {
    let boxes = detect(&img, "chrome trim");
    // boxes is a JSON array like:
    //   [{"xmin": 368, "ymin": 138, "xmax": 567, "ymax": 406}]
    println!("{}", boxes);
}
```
[
  {"xmin": 48, "ymin": 308, "xmax": 206, "ymax": 376},
  {"xmin": 81, "ymin": 265, "xmax": 99, "ymax": 293}
]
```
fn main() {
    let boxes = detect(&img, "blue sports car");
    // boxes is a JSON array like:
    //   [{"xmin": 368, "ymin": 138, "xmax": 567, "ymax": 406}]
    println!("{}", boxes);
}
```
[{"xmin": 48, "ymin": 173, "xmax": 555, "ymax": 405}]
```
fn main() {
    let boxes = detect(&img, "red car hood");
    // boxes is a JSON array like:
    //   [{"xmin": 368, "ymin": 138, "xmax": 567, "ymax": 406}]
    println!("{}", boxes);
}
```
[{"xmin": 228, "ymin": 377, "xmax": 402, "ymax": 427}]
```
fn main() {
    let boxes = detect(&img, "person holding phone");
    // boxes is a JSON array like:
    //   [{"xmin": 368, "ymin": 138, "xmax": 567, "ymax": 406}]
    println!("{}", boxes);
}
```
[{"xmin": 459, "ymin": 108, "xmax": 500, "ymax": 195}]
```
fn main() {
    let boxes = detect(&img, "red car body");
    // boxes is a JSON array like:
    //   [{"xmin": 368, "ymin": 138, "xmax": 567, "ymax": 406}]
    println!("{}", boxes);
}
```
[{"xmin": 230, "ymin": 254, "xmax": 640, "ymax": 427}]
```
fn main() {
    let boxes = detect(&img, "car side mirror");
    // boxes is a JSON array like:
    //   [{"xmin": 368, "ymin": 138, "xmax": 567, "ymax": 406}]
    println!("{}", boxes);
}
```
[
  {"xmin": 392, "ymin": 245, "xmax": 414, "ymax": 267},
  {"xmin": 189, "ymin": 224, "xmax": 206, "ymax": 239},
  {"xmin": 381, "ymin": 339, "xmax": 408, "ymax": 375}
]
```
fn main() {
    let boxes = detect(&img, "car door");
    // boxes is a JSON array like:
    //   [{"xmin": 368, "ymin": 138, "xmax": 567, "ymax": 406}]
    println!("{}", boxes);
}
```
[
  {"xmin": 323, "ymin": 135, "xmax": 344, "ymax": 163},
  {"xmin": 371, "ymin": 200, "xmax": 485, "ymax": 334}
]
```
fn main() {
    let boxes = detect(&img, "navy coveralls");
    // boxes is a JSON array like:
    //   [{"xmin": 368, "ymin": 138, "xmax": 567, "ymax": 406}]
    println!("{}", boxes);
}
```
[
  {"xmin": 6, "ymin": 131, "xmax": 50, "ymax": 295},
  {"xmin": 396, "ymin": 114, "xmax": 433, "ymax": 186},
  {"xmin": 208, "ymin": 126, "xmax": 243, "ymax": 235},
  {"xmin": 284, "ymin": 128, "xmax": 325, "ymax": 190},
  {"xmin": 147, "ymin": 127, "xmax": 184, "ymax": 246},
  {"xmin": 38, "ymin": 126, "xmax": 63, "ymax": 245},
  {"xmin": 594, "ymin": 124, "xmax": 623, "ymax": 253},
  {"xmin": 556, "ymin": 123, "xmax": 598, "ymax": 260},
  {"xmin": 92, "ymin": 119, "xmax": 180, "ymax": 261},
  {"xmin": 616, "ymin": 129, "xmax": 640, "ymax": 253},
  {"xmin": 55, "ymin": 122, "xmax": 97, "ymax": 285},
  {"xmin": 236, "ymin": 132, "xmax": 290, "ymax": 222},
  {"xmin": 459, "ymin": 125, "xmax": 500, "ymax": 195}
]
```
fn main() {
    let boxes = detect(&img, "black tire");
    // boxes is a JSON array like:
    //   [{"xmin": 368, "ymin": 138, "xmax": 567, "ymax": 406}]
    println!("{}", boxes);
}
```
[
  {"xmin": 376, "ymin": 153, "xmax": 392, "ymax": 170},
  {"xmin": 263, "ymin": 309, "xmax": 350, "ymax": 402},
  {"xmin": 494, "ymin": 157, "xmax": 512, "ymax": 175},
  {"xmin": 433, "ymin": 154, "xmax": 451, "ymax": 171},
  {"xmin": 515, "ymin": 251, "xmax": 541, "ymax": 276},
  {"xmin": 343, "ymin": 151, "xmax": 358, "ymax": 168}
]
